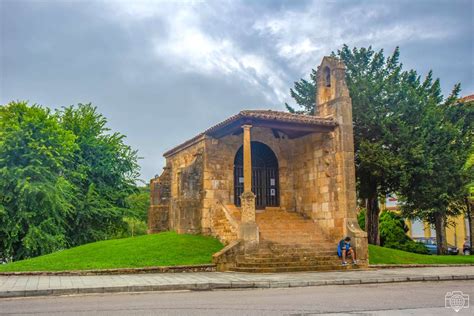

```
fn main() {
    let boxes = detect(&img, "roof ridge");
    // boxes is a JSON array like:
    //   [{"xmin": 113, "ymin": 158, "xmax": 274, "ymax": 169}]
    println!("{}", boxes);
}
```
[{"xmin": 239, "ymin": 109, "xmax": 333, "ymax": 120}]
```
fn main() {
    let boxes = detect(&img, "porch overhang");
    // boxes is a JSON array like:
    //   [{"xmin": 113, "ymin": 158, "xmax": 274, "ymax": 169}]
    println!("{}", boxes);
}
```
[
  {"xmin": 163, "ymin": 110, "xmax": 337, "ymax": 158},
  {"xmin": 205, "ymin": 110, "xmax": 337, "ymax": 139}
]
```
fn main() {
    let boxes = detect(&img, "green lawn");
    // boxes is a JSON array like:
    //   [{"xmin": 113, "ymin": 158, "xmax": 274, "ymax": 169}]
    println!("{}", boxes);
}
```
[
  {"xmin": 369, "ymin": 245, "xmax": 474, "ymax": 265},
  {"xmin": 0, "ymin": 232, "xmax": 224, "ymax": 272},
  {"xmin": 2, "ymin": 236, "xmax": 473, "ymax": 272}
]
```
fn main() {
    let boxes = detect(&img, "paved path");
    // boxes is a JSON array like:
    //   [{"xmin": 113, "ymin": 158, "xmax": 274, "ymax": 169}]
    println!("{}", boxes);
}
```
[
  {"xmin": 1, "ymin": 280, "xmax": 472, "ymax": 315},
  {"xmin": 1, "ymin": 266, "xmax": 473, "ymax": 298}
]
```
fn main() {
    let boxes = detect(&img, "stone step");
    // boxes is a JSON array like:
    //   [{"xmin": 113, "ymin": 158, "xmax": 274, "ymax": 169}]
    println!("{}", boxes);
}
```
[
  {"xmin": 235, "ymin": 260, "xmax": 342, "ymax": 268},
  {"xmin": 244, "ymin": 249, "xmax": 336, "ymax": 255},
  {"xmin": 236, "ymin": 255, "xmax": 336, "ymax": 262},
  {"xmin": 259, "ymin": 239, "xmax": 329, "ymax": 243},
  {"xmin": 260, "ymin": 244, "xmax": 335, "ymax": 251},
  {"xmin": 237, "ymin": 254, "xmax": 338, "ymax": 259},
  {"xmin": 259, "ymin": 238, "xmax": 329, "ymax": 244},
  {"xmin": 229, "ymin": 264, "xmax": 360, "ymax": 273}
]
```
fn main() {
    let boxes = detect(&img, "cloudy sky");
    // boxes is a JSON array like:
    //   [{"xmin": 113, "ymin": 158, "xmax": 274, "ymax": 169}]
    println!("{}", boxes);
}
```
[{"xmin": 1, "ymin": 0, "xmax": 473, "ymax": 182}]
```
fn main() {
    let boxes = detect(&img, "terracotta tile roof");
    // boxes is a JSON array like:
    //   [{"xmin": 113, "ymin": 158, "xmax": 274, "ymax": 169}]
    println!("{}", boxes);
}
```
[
  {"xmin": 459, "ymin": 94, "xmax": 474, "ymax": 103},
  {"xmin": 163, "ymin": 133, "xmax": 205, "ymax": 158},
  {"xmin": 204, "ymin": 110, "xmax": 336, "ymax": 134},
  {"xmin": 163, "ymin": 110, "xmax": 337, "ymax": 158}
]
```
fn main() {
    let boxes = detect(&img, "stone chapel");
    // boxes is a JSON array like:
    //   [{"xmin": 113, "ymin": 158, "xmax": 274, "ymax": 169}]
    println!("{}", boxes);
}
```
[{"xmin": 148, "ymin": 56, "xmax": 368, "ymax": 272}]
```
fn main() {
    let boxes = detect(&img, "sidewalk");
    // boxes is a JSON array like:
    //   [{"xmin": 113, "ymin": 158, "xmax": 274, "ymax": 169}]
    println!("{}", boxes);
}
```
[{"xmin": 1, "ymin": 266, "xmax": 473, "ymax": 298}]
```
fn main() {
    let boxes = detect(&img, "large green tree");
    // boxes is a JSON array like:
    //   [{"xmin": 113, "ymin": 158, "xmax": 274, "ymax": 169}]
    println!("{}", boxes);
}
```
[
  {"xmin": 398, "ymin": 83, "xmax": 472, "ymax": 254},
  {"xmin": 0, "ymin": 101, "xmax": 141, "ymax": 260},
  {"xmin": 59, "ymin": 103, "xmax": 140, "ymax": 246},
  {"xmin": 0, "ymin": 102, "xmax": 76, "ymax": 260},
  {"xmin": 287, "ymin": 46, "xmax": 407, "ymax": 245}
]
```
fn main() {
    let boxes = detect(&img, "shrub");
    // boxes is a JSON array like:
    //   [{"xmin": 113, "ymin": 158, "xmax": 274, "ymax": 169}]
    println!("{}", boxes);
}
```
[
  {"xmin": 358, "ymin": 210, "xmax": 429, "ymax": 254},
  {"xmin": 113, "ymin": 217, "xmax": 148, "ymax": 239},
  {"xmin": 379, "ymin": 211, "xmax": 410, "ymax": 245}
]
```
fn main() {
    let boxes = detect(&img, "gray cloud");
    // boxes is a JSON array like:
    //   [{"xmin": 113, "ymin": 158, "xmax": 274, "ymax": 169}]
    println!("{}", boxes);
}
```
[{"xmin": 1, "ymin": 0, "xmax": 473, "ymax": 182}]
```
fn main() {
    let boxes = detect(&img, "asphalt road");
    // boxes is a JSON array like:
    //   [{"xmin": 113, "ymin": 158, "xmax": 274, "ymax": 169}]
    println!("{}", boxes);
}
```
[{"xmin": 0, "ymin": 280, "xmax": 472, "ymax": 315}]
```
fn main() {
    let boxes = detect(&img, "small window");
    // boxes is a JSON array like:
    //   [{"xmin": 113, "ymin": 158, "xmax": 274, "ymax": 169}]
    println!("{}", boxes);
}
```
[
  {"xmin": 324, "ymin": 66, "xmax": 331, "ymax": 87},
  {"xmin": 410, "ymin": 219, "xmax": 425, "ymax": 238}
]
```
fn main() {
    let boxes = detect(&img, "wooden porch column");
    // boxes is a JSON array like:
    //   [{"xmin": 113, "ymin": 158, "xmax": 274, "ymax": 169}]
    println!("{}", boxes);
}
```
[{"xmin": 239, "ymin": 124, "xmax": 258, "ymax": 247}]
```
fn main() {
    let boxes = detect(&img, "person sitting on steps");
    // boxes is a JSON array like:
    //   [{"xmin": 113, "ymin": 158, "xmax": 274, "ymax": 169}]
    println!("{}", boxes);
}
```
[{"xmin": 337, "ymin": 236, "xmax": 357, "ymax": 266}]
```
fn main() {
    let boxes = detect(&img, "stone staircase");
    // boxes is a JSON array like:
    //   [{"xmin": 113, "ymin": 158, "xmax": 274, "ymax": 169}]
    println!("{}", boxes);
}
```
[
  {"xmin": 210, "ymin": 203, "xmax": 240, "ymax": 244},
  {"xmin": 228, "ymin": 208, "xmax": 361, "ymax": 272}
]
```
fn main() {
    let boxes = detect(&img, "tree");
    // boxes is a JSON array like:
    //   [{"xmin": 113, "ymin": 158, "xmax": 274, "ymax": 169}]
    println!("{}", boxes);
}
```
[
  {"xmin": 285, "ymin": 69, "xmax": 317, "ymax": 115},
  {"xmin": 398, "ymin": 84, "xmax": 472, "ymax": 254},
  {"xmin": 0, "ymin": 101, "xmax": 141, "ymax": 260},
  {"xmin": 459, "ymin": 97, "xmax": 474, "ymax": 254},
  {"xmin": 464, "ymin": 142, "xmax": 474, "ymax": 253},
  {"xmin": 0, "ymin": 101, "xmax": 76, "ymax": 260},
  {"xmin": 125, "ymin": 186, "xmax": 150, "ymax": 222},
  {"xmin": 287, "ymin": 46, "xmax": 407, "ymax": 245},
  {"xmin": 58, "ymin": 103, "xmax": 140, "ymax": 246}
]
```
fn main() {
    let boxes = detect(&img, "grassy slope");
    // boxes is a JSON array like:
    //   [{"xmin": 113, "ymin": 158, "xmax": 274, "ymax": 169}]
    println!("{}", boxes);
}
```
[
  {"xmin": 2, "ymin": 235, "xmax": 473, "ymax": 272},
  {"xmin": 0, "ymin": 232, "xmax": 223, "ymax": 272},
  {"xmin": 369, "ymin": 245, "xmax": 474, "ymax": 264}
]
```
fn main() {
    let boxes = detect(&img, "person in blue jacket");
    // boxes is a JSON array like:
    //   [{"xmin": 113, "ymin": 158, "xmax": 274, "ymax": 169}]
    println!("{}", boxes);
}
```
[{"xmin": 337, "ymin": 236, "xmax": 357, "ymax": 266}]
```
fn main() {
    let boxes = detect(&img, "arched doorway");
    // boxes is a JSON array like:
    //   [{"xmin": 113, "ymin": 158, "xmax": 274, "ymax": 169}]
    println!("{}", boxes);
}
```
[{"xmin": 234, "ymin": 141, "xmax": 279, "ymax": 209}]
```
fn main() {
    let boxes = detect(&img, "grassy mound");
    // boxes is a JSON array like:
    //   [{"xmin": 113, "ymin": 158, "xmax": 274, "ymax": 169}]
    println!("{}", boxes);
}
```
[
  {"xmin": 2, "ymin": 235, "xmax": 472, "ymax": 272},
  {"xmin": 0, "ymin": 232, "xmax": 223, "ymax": 272},
  {"xmin": 369, "ymin": 245, "xmax": 474, "ymax": 265}
]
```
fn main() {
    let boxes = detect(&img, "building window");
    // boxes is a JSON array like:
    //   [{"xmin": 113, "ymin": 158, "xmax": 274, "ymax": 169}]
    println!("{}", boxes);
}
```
[{"xmin": 410, "ymin": 219, "xmax": 425, "ymax": 238}]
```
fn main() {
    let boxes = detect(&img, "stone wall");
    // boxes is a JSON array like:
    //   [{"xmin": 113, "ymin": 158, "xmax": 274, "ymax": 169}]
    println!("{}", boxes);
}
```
[
  {"xmin": 170, "ymin": 151, "xmax": 204, "ymax": 234},
  {"xmin": 291, "ymin": 131, "xmax": 345, "ymax": 241},
  {"xmin": 148, "ymin": 167, "xmax": 171, "ymax": 233},
  {"xmin": 161, "ymin": 139, "xmax": 206, "ymax": 234}
]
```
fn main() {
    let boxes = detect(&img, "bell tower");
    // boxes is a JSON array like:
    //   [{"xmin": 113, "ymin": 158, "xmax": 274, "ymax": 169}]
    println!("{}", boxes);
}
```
[
  {"xmin": 315, "ymin": 56, "xmax": 350, "ymax": 118},
  {"xmin": 315, "ymin": 56, "xmax": 368, "ymax": 261}
]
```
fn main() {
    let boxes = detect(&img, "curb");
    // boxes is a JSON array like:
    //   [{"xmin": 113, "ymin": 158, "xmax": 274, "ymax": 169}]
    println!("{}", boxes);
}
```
[
  {"xmin": 1, "ymin": 274, "xmax": 473, "ymax": 299},
  {"xmin": 0, "ymin": 264, "xmax": 216, "ymax": 276}
]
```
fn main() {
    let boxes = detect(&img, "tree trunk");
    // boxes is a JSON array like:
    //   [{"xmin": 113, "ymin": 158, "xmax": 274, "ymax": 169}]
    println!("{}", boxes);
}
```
[
  {"xmin": 466, "ymin": 197, "xmax": 473, "ymax": 255},
  {"xmin": 367, "ymin": 193, "xmax": 380, "ymax": 245},
  {"xmin": 434, "ymin": 211, "xmax": 448, "ymax": 255}
]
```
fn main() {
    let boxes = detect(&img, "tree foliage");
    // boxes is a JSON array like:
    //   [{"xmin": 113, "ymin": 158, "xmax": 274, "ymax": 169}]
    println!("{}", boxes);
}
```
[
  {"xmin": 0, "ymin": 101, "xmax": 140, "ymax": 260},
  {"xmin": 125, "ymin": 186, "xmax": 150, "ymax": 222},
  {"xmin": 59, "ymin": 104, "xmax": 140, "ymax": 246},
  {"xmin": 286, "ymin": 45, "xmax": 472, "ymax": 253},
  {"xmin": 399, "ymin": 91, "xmax": 473, "ymax": 254},
  {"xmin": 0, "ymin": 102, "xmax": 76, "ymax": 259}
]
